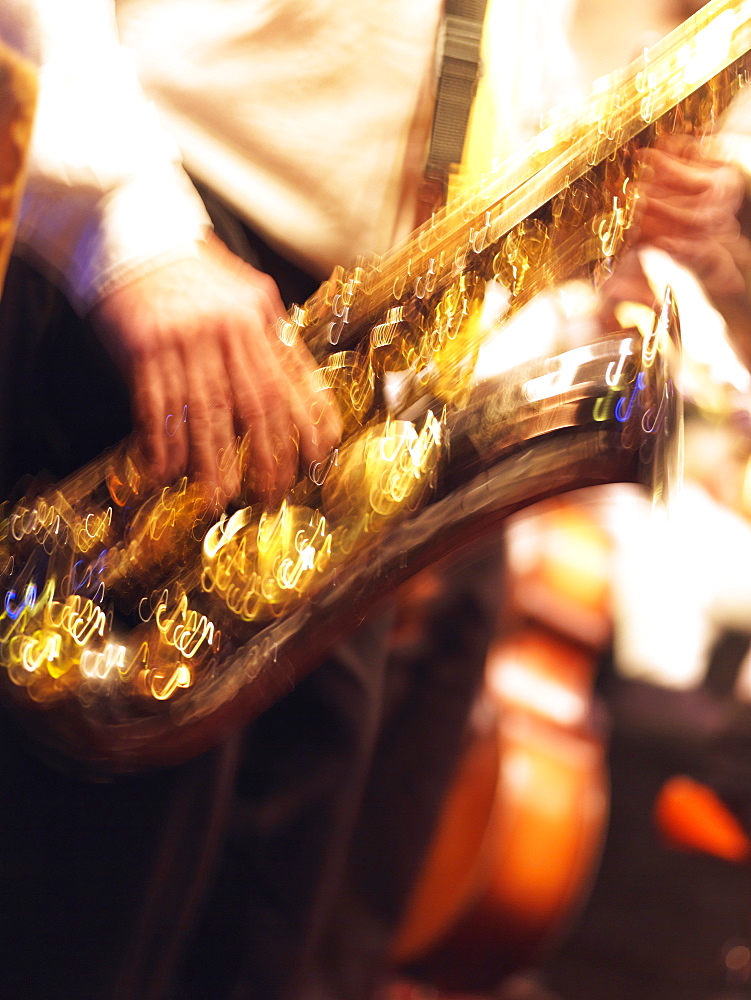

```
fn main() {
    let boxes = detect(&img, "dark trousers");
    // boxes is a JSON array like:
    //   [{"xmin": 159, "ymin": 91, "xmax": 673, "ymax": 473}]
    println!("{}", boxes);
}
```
[{"xmin": 0, "ymin": 198, "xmax": 502, "ymax": 1000}]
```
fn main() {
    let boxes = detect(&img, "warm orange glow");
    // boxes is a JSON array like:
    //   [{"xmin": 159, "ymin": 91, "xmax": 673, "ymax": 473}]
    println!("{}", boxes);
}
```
[{"xmin": 654, "ymin": 775, "xmax": 751, "ymax": 863}]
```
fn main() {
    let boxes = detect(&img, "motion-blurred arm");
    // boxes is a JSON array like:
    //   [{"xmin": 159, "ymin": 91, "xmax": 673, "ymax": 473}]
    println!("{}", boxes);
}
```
[{"xmin": 0, "ymin": 0, "xmax": 340, "ymax": 499}]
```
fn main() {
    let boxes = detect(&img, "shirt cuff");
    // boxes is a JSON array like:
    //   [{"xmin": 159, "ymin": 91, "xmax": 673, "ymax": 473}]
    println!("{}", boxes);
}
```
[{"xmin": 16, "ymin": 162, "xmax": 212, "ymax": 314}]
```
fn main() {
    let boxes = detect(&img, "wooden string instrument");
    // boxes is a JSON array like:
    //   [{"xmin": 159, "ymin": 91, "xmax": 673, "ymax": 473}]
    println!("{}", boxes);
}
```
[
  {"xmin": 391, "ymin": 498, "xmax": 613, "ymax": 992},
  {"xmin": 0, "ymin": 35, "xmax": 36, "ymax": 294}
]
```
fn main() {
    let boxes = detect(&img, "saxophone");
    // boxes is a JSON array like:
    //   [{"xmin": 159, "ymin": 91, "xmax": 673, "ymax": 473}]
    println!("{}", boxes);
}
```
[{"xmin": 0, "ymin": 0, "xmax": 747, "ymax": 774}]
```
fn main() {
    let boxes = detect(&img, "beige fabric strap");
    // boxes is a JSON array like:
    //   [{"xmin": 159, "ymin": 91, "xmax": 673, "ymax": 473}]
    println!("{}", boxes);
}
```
[{"xmin": 423, "ymin": 0, "xmax": 488, "ymax": 206}]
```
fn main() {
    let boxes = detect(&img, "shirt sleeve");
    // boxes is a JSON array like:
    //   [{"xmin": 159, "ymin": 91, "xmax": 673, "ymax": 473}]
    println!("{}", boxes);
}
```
[{"xmin": 3, "ymin": 0, "xmax": 211, "ymax": 314}]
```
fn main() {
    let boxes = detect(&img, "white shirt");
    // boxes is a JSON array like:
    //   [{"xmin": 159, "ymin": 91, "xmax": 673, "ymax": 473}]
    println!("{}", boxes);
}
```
[
  {"xmin": 115, "ymin": 0, "xmax": 443, "ymax": 282},
  {"xmin": 2, "ymin": 0, "xmax": 580, "ymax": 313}
]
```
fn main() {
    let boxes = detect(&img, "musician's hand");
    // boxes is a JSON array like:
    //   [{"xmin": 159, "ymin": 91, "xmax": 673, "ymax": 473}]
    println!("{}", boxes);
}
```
[
  {"xmin": 631, "ymin": 134, "xmax": 751, "ymax": 299},
  {"xmin": 601, "ymin": 135, "xmax": 751, "ymax": 337},
  {"xmin": 89, "ymin": 234, "xmax": 341, "ymax": 502}
]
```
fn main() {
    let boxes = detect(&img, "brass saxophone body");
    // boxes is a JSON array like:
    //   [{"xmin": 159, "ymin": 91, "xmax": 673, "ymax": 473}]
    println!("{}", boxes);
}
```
[
  {"xmin": 0, "ymin": 315, "xmax": 677, "ymax": 773},
  {"xmin": 0, "ymin": 0, "xmax": 748, "ymax": 773}
]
